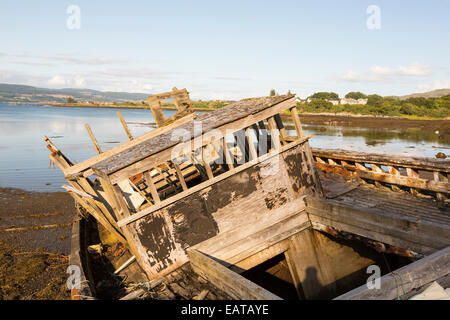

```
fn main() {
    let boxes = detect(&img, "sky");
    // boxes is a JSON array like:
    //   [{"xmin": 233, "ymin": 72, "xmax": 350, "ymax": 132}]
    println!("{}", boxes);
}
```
[{"xmin": 0, "ymin": 0, "xmax": 449, "ymax": 100}]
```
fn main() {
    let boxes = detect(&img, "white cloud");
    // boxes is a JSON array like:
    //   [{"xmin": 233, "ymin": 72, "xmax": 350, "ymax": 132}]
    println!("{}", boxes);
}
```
[
  {"xmin": 337, "ymin": 62, "xmax": 433, "ymax": 83},
  {"xmin": 370, "ymin": 62, "xmax": 431, "ymax": 76},
  {"xmin": 47, "ymin": 75, "xmax": 86, "ymax": 87},
  {"xmin": 0, "ymin": 51, "xmax": 128, "ymax": 66},
  {"xmin": 416, "ymin": 80, "xmax": 450, "ymax": 92},
  {"xmin": 338, "ymin": 70, "xmax": 361, "ymax": 81},
  {"xmin": 48, "ymin": 75, "xmax": 68, "ymax": 86}
]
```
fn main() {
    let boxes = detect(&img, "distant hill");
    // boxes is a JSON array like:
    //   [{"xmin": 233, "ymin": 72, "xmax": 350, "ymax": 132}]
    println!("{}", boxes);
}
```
[
  {"xmin": 0, "ymin": 83, "xmax": 149, "ymax": 103},
  {"xmin": 397, "ymin": 88, "xmax": 450, "ymax": 100}
]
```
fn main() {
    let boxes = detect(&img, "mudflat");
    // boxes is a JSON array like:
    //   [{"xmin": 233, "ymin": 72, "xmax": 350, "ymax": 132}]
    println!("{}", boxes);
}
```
[{"xmin": 0, "ymin": 188, "xmax": 76, "ymax": 300}]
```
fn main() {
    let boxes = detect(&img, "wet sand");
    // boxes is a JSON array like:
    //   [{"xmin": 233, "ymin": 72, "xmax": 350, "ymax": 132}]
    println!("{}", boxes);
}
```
[{"xmin": 0, "ymin": 188, "xmax": 76, "ymax": 299}]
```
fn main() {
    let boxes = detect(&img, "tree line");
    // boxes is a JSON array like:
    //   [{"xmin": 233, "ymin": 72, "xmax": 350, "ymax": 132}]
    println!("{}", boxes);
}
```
[{"xmin": 297, "ymin": 91, "xmax": 449, "ymax": 119}]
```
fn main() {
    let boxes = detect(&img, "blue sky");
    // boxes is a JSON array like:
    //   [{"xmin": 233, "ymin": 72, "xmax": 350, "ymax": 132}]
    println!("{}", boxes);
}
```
[{"xmin": 0, "ymin": 0, "xmax": 449, "ymax": 100}]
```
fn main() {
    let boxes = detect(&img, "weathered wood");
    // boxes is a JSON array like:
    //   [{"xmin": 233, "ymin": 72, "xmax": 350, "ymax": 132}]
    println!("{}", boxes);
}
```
[
  {"xmin": 306, "ymin": 196, "xmax": 450, "ymax": 255},
  {"xmin": 335, "ymin": 246, "xmax": 450, "ymax": 300},
  {"xmin": 173, "ymin": 163, "xmax": 188, "ymax": 191},
  {"xmin": 120, "ymin": 288, "xmax": 146, "ymax": 300},
  {"xmin": 222, "ymin": 137, "xmax": 234, "ymax": 169},
  {"xmin": 107, "ymin": 98, "xmax": 296, "ymax": 184},
  {"xmin": 47, "ymin": 146, "xmax": 125, "ymax": 243},
  {"xmin": 314, "ymin": 161, "xmax": 450, "ymax": 194},
  {"xmin": 64, "ymin": 113, "xmax": 196, "ymax": 178},
  {"xmin": 188, "ymin": 249, "xmax": 282, "ymax": 300},
  {"xmin": 290, "ymin": 107, "xmax": 304, "ymax": 137},
  {"xmin": 267, "ymin": 117, "xmax": 281, "ymax": 150},
  {"xmin": 192, "ymin": 198, "xmax": 309, "ymax": 270},
  {"xmin": 92, "ymin": 96, "xmax": 296, "ymax": 178},
  {"xmin": 117, "ymin": 111, "xmax": 133, "ymax": 141},
  {"xmin": 312, "ymin": 148, "xmax": 450, "ymax": 173},
  {"xmin": 202, "ymin": 147, "xmax": 214, "ymax": 179},
  {"xmin": 114, "ymin": 255, "xmax": 136, "ymax": 275},
  {"xmin": 85, "ymin": 124, "xmax": 102, "ymax": 154},
  {"xmin": 117, "ymin": 136, "xmax": 311, "ymax": 227},
  {"xmin": 245, "ymin": 127, "xmax": 258, "ymax": 160},
  {"xmin": 144, "ymin": 170, "xmax": 160, "ymax": 203},
  {"xmin": 285, "ymin": 229, "xmax": 336, "ymax": 299}
]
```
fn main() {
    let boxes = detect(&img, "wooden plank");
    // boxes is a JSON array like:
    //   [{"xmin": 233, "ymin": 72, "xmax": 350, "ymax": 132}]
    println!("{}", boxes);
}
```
[
  {"xmin": 274, "ymin": 113, "xmax": 288, "ymax": 144},
  {"xmin": 144, "ymin": 170, "xmax": 160, "ymax": 203},
  {"xmin": 117, "ymin": 111, "xmax": 133, "ymax": 141},
  {"xmin": 285, "ymin": 229, "xmax": 336, "ymax": 299},
  {"xmin": 434, "ymin": 171, "xmax": 448, "ymax": 201},
  {"xmin": 117, "ymin": 136, "xmax": 311, "ymax": 227},
  {"xmin": 222, "ymin": 137, "xmax": 234, "ymax": 169},
  {"xmin": 85, "ymin": 124, "xmax": 102, "ymax": 154},
  {"xmin": 306, "ymin": 196, "xmax": 450, "ymax": 254},
  {"xmin": 64, "ymin": 113, "xmax": 196, "ymax": 177},
  {"xmin": 245, "ymin": 127, "xmax": 258, "ymax": 160},
  {"xmin": 267, "ymin": 117, "xmax": 281, "ymax": 150},
  {"xmin": 48, "ymin": 152, "xmax": 125, "ymax": 243},
  {"xmin": 188, "ymin": 249, "xmax": 282, "ymax": 300},
  {"xmin": 173, "ymin": 163, "xmax": 188, "ymax": 191},
  {"xmin": 202, "ymin": 147, "xmax": 214, "ymax": 179},
  {"xmin": 193, "ymin": 203, "xmax": 310, "ymax": 271},
  {"xmin": 311, "ymin": 148, "xmax": 450, "ymax": 173},
  {"xmin": 290, "ymin": 106, "xmax": 304, "ymax": 138},
  {"xmin": 230, "ymin": 240, "xmax": 289, "ymax": 273},
  {"xmin": 314, "ymin": 161, "xmax": 450, "ymax": 194},
  {"xmin": 335, "ymin": 246, "xmax": 450, "ymax": 300}
]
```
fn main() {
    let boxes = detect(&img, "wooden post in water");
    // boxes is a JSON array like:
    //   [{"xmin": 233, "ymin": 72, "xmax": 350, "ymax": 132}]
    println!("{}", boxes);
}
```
[{"xmin": 85, "ymin": 124, "xmax": 102, "ymax": 154}]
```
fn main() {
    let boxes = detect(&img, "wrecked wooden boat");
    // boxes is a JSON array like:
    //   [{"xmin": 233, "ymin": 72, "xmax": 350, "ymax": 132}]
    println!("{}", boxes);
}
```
[{"xmin": 46, "ymin": 89, "xmax": 450, "ymax": 300}]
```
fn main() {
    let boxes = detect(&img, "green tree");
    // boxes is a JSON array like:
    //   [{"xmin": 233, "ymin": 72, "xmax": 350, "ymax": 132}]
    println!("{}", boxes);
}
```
[
  {"xmin": 67, "ymin": 97, "xmax": 76, "ymax": 104},
  {"xmin": 309, "ymin": 92, "xmax": 339, "ymax": 100},
  {"xmin": 367, "ymin": 94, "xmax": 383, "ymax": 107},
  {"xmin": 308, "ymin": 99, "xmax": 333, "ymax": 111},
  {"xmin": 345, "ymin": 92, "xmax": 367, "ymax": 100},
  {"xmin": 270, "ymin": 89, "xmax": 277, "ymax": 96}
]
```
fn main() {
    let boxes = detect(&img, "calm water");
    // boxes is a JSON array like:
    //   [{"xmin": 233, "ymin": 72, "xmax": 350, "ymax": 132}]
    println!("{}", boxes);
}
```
[{"xmin": 0, "ymin": 103, "xmax": 448, "ymax": 192}]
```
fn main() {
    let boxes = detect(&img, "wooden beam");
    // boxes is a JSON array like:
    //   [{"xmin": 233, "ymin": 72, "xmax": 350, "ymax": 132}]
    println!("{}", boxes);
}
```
[
  {"xmin": 290, "ymin": 107, "xmax": 304, "ymax": 138},
  {"xmin": 117, "ymin": 111, "xmax": 133, "ymax": 141},
  {"xmin": 222, "ymin": 138, "xmax": 234, "ymax": 170},
  {"xmin": 245, "ymin": 127, "xmax": 258, "ymax": 160},
  {"xmin": 267, "ymin": 117, "xmax": 281, "ymax": 150},
  {"xmin": 335, "ymin": 246, "xmax": 450, "ymax": 300},
  {"xmin": 85, "ymin": 124, "xmax": 102, "ymax": 154},
  {"xmin": 285, "ymin": 229, "xmax": 336, "ymax": 299},
  {"xmin": 314, "ymin": 161, "xmax": 450, "ymax": 194},
  {"xmin": 173, "ymin": 163, "xmax": 188, "ymax": 191},
  {"xmin": 144, "ymin": 170, "xmax": 160, "ymax": 203},
  {"xmin": 188, "ymin": 249, "xmax": 282, "ymax": 300},
  {"xmin": 202, "ymin": 147, "xmax": 214, "ymax": 179},
  {"xmin": 311, "ymin": 148, "xmax": 450, "ymax": 173}
]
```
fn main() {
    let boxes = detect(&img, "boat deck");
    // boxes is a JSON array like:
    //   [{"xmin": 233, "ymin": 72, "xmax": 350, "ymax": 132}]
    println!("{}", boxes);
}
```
[{"xmin": 309, "ymin": 172, "xmax": 450, "ymax": 256}]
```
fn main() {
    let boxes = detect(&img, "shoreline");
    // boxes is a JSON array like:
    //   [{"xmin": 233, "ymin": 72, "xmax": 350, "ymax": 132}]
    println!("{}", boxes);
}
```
[
  {"xmin": 5, "ymin": 102, "xmax": 214, "ymax": 112},
  {"xmin": 3, "ymin": 101, "xmax": 446, "ymax": 120}
]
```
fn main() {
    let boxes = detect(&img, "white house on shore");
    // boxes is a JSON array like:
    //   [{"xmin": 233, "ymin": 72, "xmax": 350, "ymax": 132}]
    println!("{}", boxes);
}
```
[{"xmin": 340, "ymin": 98, "xmax": 368, "ymax": 105}]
